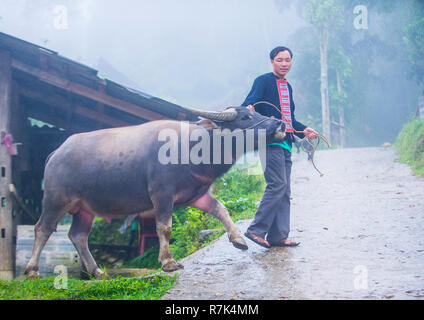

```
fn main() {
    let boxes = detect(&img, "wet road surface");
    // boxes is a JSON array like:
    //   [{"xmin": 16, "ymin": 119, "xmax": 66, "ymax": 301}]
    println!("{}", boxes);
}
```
[{"xmin": 162, "ymin": 147, "xmax": 424, "ymax": 300}]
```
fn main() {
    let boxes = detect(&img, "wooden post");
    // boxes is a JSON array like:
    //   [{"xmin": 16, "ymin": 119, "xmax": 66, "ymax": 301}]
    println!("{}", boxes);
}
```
[
  {"xmin": 0, "ymin": 49, "xmax": 14, "ymax": 280},
  {"xmin": 10, "ymin": 81, "xmax": 31, "ymax": 228}
]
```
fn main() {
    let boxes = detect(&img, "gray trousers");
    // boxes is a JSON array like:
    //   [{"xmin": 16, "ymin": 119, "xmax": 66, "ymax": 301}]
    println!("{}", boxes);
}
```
[{"xmin": 247, "ymin": 145, "xmax": 292, "ymax": 243}]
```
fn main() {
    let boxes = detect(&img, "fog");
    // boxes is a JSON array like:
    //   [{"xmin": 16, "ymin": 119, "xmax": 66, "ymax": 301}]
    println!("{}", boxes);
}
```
[
  {"xmin": 0, "ymin": 0, "xmax": 306, "ymax": 106},
  {"xmin": 0, "ymin": 0, "xmax": 421, "ymax": 146}
]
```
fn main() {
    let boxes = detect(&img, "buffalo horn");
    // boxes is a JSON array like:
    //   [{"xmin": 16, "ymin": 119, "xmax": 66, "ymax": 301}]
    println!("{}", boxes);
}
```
[{"xmin": 180, "ymin": 106, "xmax": 237, "ymax": 121}]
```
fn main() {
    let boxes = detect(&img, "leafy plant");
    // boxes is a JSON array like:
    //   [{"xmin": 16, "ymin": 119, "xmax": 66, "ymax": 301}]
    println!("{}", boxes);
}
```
[
  {"xmin": 395, "ymin": 118, "xmax": 424, "ymax": 177},
  {"xmin": 89, "ymin": 217, "xmax": 131, "ymax": 244},
  {"xmin": 124, "ymin": 247, "xmax": 161, "ymax": 269}
]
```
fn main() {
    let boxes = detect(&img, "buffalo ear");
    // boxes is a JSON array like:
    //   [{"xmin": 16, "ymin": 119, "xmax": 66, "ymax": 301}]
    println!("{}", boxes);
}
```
[{"xmin": 196, "ymin": 119, "xmax": 221, "ymax": 130}]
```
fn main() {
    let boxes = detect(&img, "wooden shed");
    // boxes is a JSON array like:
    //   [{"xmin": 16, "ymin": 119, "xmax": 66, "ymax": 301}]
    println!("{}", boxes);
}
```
[{"xmin": 0, "ymin": 32, "xmax": 196, "ymax": 279}]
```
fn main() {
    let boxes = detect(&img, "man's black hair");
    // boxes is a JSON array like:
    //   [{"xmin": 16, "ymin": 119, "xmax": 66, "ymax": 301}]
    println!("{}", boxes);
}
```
[{"xmin": 270, "ymin": 46, "xmax": 293, "ymax": 60}]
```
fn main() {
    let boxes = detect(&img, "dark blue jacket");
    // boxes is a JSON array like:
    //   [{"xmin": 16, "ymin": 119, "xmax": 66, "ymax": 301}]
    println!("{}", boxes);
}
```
[{"xmin": 241, "ymin": 72, "xmax": 307, "ymax": 142}]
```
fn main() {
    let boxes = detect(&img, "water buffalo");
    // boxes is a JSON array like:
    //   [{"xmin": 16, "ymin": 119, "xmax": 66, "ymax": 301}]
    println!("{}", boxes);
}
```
[{"xmin": 25, "ymin": 106, "xmax": 285, "ymax": 278}]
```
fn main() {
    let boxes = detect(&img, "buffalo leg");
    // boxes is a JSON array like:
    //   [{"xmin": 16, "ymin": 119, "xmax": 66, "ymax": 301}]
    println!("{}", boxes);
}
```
[
  {"xmin": 156, "ymin": 213, "xmax": 183, "ymax": 272},
  {"xmin": 189, "ymin": 192, "xmax": 248, "ymax": 250},
  {"xmin": 150, "ymin": 193, "xmax": 183, "ymax": 272},
  {"xmin": 68, "ymin": 210, "xmax": 104, "ymax": 279},
  {"xmin": 24, "ymin": 200, "xmax": 71, "ymax": 278}
]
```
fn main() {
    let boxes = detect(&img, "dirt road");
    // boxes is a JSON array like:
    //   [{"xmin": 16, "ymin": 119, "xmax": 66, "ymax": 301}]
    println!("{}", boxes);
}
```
[{"xmin": 162, "ymin": 147, "xmax": 424, "ymax": 300}]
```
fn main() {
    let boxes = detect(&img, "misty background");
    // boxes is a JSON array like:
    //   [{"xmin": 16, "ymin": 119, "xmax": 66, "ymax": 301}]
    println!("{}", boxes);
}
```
[{"xmin": 0, "ymin": 0, "xmax": 422, "ymax": 147}]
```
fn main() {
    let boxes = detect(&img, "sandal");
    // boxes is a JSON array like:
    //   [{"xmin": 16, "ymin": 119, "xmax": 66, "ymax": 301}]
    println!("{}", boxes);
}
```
[
  {"xmin": 270, "ymin": 239, "xmax": 300, "ymax": 247},
  {"xmin": 244, "ymin": 232, "xmax": 271, "ymax": 249}
]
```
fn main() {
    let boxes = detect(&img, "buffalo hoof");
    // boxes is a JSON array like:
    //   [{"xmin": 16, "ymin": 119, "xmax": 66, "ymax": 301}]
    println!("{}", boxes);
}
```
[
  {"xmin": 25, "ymin": 270, "xmax": 40, "ymax": 279},
  {"xmin": 162, "ymin": 260, "xmax": 184, "ymax": 272},
  {"xmin": 231, "ymin": 236, "xmax": 249, "ymax": 251}
]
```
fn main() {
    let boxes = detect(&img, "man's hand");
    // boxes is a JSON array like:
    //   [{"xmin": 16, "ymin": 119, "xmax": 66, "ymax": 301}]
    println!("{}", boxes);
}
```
[
  {"xmin": 304, "ymin": 127, "xmax": 319, "ymax": 139},
  {"xmin": 246, "ymin": 104, "xmax": 255, "ymax": 110}
]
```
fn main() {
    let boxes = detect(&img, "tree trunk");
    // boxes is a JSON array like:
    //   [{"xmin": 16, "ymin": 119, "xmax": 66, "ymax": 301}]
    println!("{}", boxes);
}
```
[
  {"xmin": 319, "ymin": 26, "xmax": 331, "ymax": 144},
  {"xmin": 418, "ymin": 86, "xmax": 424, "ymax": 120},
  {"xmin": 336, "ymin": 69, "xmax": 345, "ymax": 147}
]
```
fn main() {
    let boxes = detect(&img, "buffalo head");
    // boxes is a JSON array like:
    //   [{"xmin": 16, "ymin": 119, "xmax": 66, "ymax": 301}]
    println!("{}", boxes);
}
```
[{"xmin": 182, "ymin": 105, "xmax": 286, "ymax": 144}]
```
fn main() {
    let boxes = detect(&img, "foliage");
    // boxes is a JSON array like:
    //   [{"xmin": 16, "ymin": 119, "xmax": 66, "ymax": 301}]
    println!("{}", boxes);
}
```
[
  {"xmin": 214, "ymin": 165, "xmax": 265, "ymax": 212},
  {"xmin": 0, "ymin": 274, "xmax": 176, "ymax": 300},
  {"xmin": 170, "ymin": 207, "xmax": 220, "ymax": 261},
  {"xmin": 394, "ymin": 118, "xmax": 424, "ymax": 177},
  {"xmin": 403, "ymin": 0, "xmax": 424, "ymax": 84},
  {"xmin": 124, "ymin": 246, "xmax": 161, "ymax": 269},
  {"xmin": 305, "ymin": 0, "xmax": 344, "ymax": 31},
  {"xmin": 89, "ymin": 217, "xmax": 130, "ymax": 245}
]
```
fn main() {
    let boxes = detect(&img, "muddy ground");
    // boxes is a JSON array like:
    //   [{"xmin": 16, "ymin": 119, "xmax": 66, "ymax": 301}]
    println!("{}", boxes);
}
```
[{"xmin": 162, "ymin": 147, "xmax": 424, "ymax": 300}]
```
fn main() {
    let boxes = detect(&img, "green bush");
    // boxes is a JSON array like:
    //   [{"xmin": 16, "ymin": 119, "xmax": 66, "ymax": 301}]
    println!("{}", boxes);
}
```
[{"xmin": 394, "ymin": 118, "xmax": 424, "ymax": 176}]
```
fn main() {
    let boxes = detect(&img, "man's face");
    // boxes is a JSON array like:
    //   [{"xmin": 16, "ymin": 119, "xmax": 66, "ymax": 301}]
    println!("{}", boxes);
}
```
[{"xmin": 271, "ymin": 50, "xmax": 292, "ymax": 79}]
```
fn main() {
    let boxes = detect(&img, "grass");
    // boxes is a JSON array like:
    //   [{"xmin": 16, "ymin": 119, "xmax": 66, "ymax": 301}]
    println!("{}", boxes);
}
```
[
  {"xmin": 394, "ymin": 118, "xmax": 424, "ymax": 177},
  {"xmin": 124, "ymin": 247, "xmax": 162, "ymax": 269},
  {"xmin": 0, "ymin": 274, "xmax": 177, "ymax": 300}
]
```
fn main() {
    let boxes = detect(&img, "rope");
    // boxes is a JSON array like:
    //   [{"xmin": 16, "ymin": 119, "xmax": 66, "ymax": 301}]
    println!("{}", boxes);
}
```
[
  {"xmin": 251, "ymin": 100, "xmax": 331, "ymax": 176},
  {"xmin": 204, "ymin": 118, "xmax": 271, "ymax": 137}
]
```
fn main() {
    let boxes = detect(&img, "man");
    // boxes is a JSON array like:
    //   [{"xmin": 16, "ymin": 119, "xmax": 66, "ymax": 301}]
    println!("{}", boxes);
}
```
[{"xmin": 242, "ymin": 46, "xmax": 318, "ymax": 248}]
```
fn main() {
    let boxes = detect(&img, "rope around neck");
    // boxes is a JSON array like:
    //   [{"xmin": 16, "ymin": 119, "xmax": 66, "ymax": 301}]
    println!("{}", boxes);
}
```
[{"xmin": 251, "ymin": 101, "xmax": 331, "ymax": 176}]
